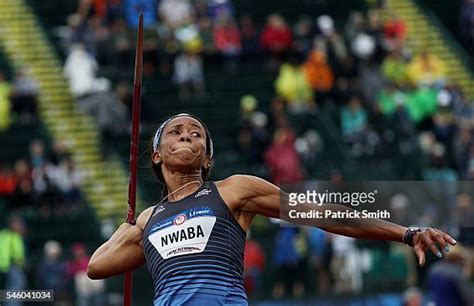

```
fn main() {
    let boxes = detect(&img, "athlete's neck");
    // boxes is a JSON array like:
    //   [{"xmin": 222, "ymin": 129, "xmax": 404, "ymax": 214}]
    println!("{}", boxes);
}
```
[{"xmin": 164, "ymin": 172, "xmax": 203, "ymax": 202}]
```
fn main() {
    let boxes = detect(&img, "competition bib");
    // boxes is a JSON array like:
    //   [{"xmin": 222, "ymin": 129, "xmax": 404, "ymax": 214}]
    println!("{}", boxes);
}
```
[{"xmin": 148, "ymin": 207, "xmax": 216, "ymax": 259}]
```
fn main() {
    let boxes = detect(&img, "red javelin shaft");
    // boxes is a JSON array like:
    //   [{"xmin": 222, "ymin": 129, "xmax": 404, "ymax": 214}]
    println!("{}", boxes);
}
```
[{"xmin": 124, "ymin": 11, "xmax": 143, "ymax": 306}]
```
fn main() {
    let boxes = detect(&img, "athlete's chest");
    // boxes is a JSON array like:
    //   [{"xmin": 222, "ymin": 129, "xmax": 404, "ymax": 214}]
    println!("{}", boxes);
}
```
[{"xmin": 147, "ymin": 205, "xmax": 220, "ymax": 259}]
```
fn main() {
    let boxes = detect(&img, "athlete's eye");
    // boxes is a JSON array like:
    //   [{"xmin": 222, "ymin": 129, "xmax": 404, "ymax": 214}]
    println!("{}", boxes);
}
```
[
  {"xmin": 191, "ymin": 132, "xmax": 201, "ymax": 137},
  {"xmin": 169, "ymin": 130, "xmax": 179, "ymax": 135}
]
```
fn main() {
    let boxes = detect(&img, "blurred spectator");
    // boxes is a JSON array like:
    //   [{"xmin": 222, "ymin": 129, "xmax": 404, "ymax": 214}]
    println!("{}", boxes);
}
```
[
  {"xmin": 213, "ymin": 17, "xmax": 242, "ymax": 70},
  {"xmin": 0, "ymin": 166, "xmax": 16, "ymax": 197},
  {"xmin": 381, "ymin": 48, "xmax": 410, "ymax": 87},
  {"xmin": 453, "ymin": 128, "xmax": 472, "ymax": 178},
  {"xmin": 110, "ymin": 18, "xmax": 133, "ymax": 67},
  {"xmin": 383, "ymin": 14, "xmax": 407, "ymax": 50},
  {"xmin": 402, "ymin": 287, "xmax": 423, "ymax": 306},
  {"xmin": 0, "ymin": 71, "xmax": 11, "ymax": 131},
  {"xmin": 330, "ymin": 234, "xmax": 362, "ymax": 294},
  {"xmin": 260, "ymin": 14, "xmax": 292, "ymax": 53},
  {"xmin": 30, "ymin": 139, "xmax": 46, "ymax": 169},
  {"xmin": 408, "ymin": 50, "xmax": 446, "ymax": 87},
  {"xmin": 344, "ymin": 11, "xmax": 366, "ymax": 43},
  {"xmin": 302, "ymin": 50, "xmax": 334, "ymax": 96},
  {"xmin": 314, "ymin": 15, "xmax": 348, "ymax": 72},
  {"xmin": 366, "ymin": 9, "xmax": 385, "ymax": 41},
  {"xmin": 268, "ymin": 96, "xmax": 288, "ymax": 131},
  {"xmin": 275, "ymin": 59, "xmax": 314, "ymax": 114},
  {"xmin": 10, "ymin": 69, "xmax": 39, "ymax": 124},
  {"xmin": 32, "ymin": 161, "xmax": 62, "ymax": 215},
  {"xmin": 207, "ymin": 0, "xmax": 234, "ymax": 21},
  {"xmin": 272, "ymin": 227, "xmax": 306, "ymax": 299},
  {"xmin": 392, "ymin": 96, "xmax": 418, "ymax": 155},
  {"xmin": 358, "ymin": 59, "xmax": 384, "ymax": 105},
  {"xmin": 293, "ymin": 16, "xmax": 313, "ymax": 58},
  {"xmin": 124, "ymin": 0, "xmax": 157, "ymax": 29},
  {"xmin": 67, "ymin": 243, "xmax": 105, "ymax": 306},
  {"xmin": 452, "ymin": 87, "xmax": 473, "ymax": 128},
  {"xmin": 91, "ymin": 0, "xmax": 107, "ymax": 18},
  {"xmin": 239, "ymin": 15, "xmax": 260, "ymax": 61},
  {"xmin": 307, "ymin": 227, "xmax": 331, "ymax": 295},
  {"xmin": 238, "ymin": 95, "xmax": 270, "ymax": 164},
  {"xmin": 30, "ymin": 140, "xmax": 64, "ymax": 215},
  {"xmin": 173, "ymin": 49, "xmax": 206, "ymax": 101},
  {"xmin": 295, "ymin": 129, "xmax": 324, "ymax": 167},
  {"xmin": 384, "ymin": 13, "xmax": 407, "ymax": 40},
  {"xmin": 428, "ymin": 244, "xmax": 474, "ymax": 305},
  {"xmin": 50, "ymin": 140, "xmax": 72, "ymax": 166},
  {"xmin": 422, "ymin": 143, "xmax": 458, "ymax": 181},
  {"xmin": 61, "ymin": 13, "xmax": 96, "ymax": 56},
  {"xmin": 174, "ymin": 24, "xmax": 201, "ymax": 51},
  {"xmin": 158, "ymin": 0, "xmax": 194, "ymax": 29},
  {"xmin": 10, "ymin": 160, "xmax": 33, "ymax": 209},
  {"xmin": 87, "ymin": 15, "xmax": 112, "ymax": 65},
  {"xmin": 264, "ymin": 128, "xmax": 304, "ymax": 185},
  {"xmin": 260, "ymin": 14, "xmax": 292, "ymax": 69},
  {"xmin": 77, "ymin": 80, "xmax": 130, "ymax": 136},
  {"xmin": 432, "ymin": 90, "xmax": 456, "ymax": 149},
  {"xmin": 365, "ymin": 9, "xmax": 386, "ymax": 63},
  {"xmin": 460, "ymin": 0, "xmax": 474, "ymax": 48},
  {"xmin": 446, "ymin": 193, "xmax": 474, "ymax": 245},
  {"xmin": 194, "ymin": 0, "xmax": 208, "ymax": 20},
  {"xmin": 389, "ymin": 194, "xmax": 415, "ymax": 226},
  {"xmin": 55, "ymin": 157, "xmax": 83, "ymax": 206},
  {"xmin": 64, "ymin": 44, "xmax": 99, "ymax": 98},
  {"xmin": 199, "ymin": 18, "xmax": 216, "ymax": 56},
  {"xmin": 243, "ymin": 232, "xmax": 265, "ymax": 298},
  {"xmin": 466, "ymin": 143, "xmax": 474, "ymax": 179},
  {"xmin": 0, "ymin": 215, "xmax": 27, "ymax": 302},
  {"xmin": 36, "ymin": 241, "xmax": 70, "ymax": 303},
  {"xmin": 340, "ymin": 95, "xmax": 368, "ymax": 142}
]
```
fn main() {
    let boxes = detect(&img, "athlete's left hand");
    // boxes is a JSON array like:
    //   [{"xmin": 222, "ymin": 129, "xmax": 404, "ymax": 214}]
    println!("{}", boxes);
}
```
[{"xmin": 412, "ymin": 228, "xmax": 457, "ymax": 266}]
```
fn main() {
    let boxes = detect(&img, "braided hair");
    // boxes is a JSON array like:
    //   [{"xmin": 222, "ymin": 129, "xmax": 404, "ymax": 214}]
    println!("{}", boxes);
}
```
[{"xmin": 150, "ymin": 113, "xmax": 214, "ymax": 199}]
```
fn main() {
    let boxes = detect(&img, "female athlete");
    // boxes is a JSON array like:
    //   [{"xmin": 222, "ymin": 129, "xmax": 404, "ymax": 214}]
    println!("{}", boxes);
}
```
[{"xmin": 88, "ymin": 113, "xmax": 457, "ymax": 305}]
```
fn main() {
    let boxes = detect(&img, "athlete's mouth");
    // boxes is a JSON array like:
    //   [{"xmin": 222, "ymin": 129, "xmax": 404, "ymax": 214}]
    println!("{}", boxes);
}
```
[{"xmin": 172, "ymin": 146, "xmax": 197, "ymax": 153}]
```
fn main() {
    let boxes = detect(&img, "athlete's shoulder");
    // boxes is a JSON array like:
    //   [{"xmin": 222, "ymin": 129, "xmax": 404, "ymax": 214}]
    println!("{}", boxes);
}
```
[
  {"xmin": 216, "ymin": 174, "xmax": 273, "ymax": 188},
  {"xmin": 216, "ymin": 174, "xmax": 256, "ymax": 190},
  {"xmin": 216, "ymin": 175, "xmax": 279, "ymax": 201},
  {"xmin": 137, "ymin": 206, "xmax": 155, "ymax": 230}
]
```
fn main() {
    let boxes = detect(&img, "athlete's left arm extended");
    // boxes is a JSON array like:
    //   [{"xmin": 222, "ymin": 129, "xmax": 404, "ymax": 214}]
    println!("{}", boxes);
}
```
[{"xmin": 226, "ymin": 174, "xmax": 456, "ymax": 266}]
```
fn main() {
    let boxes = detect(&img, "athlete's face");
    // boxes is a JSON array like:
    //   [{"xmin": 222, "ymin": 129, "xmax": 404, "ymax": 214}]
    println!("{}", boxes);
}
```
[{"xmin": 153, "ymin": 116, "xmax": 210, "ymax": 172}]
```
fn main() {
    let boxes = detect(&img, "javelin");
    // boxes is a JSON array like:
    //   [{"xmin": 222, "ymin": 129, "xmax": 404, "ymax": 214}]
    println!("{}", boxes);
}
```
[{"xmin": 124, "ymin": 11, "xmax": 143, "ymax": 306}]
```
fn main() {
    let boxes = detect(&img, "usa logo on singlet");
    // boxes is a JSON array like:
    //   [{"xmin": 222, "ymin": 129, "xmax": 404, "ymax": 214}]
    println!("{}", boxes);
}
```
[{"xmin": 148, "ymin": 206, "xmax": 216, "ymax": 259}]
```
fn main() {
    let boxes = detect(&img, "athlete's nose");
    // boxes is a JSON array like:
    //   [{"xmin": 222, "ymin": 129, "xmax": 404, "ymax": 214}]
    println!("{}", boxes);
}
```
[{"xmin": 179, "ymin": 132, "xmax": 192, "ymax": 143}]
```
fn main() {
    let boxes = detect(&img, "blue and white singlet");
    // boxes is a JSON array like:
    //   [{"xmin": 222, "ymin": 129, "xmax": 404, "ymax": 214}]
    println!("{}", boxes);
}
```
[{"xmin": 143, "ymin": 181, "xmax": 248, "ymax": 306}]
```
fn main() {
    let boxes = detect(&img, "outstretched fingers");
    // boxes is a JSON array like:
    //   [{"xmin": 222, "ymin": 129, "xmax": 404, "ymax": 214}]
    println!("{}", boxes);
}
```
[
  {"xmin": 430, "ymin": 230, "xmax": 449, "ymax": 255},
  {"xmin": 412, "ymin": 228, "xmax": 458, "ymax": 267},
  {"xmin": 421, "ymin": 234, "xmax": 443, "ymax": 258},
  {"xmin": 435, "ymin": 229, "xmax": 457, "ymax": 246},
  {"xmin": 413, "ymin": 244, "xmax": 425, "ymax": 266}
]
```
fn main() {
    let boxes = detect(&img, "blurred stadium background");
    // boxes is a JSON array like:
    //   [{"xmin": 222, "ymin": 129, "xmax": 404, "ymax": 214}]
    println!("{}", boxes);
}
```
[{"xmin": 0, "ymin": 0, "xmax": 474, "ymax": 305}]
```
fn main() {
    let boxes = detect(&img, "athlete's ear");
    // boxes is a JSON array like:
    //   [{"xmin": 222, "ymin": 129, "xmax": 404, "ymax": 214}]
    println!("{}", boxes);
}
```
[
  {"xmin": 152, "ymin": 151, "xmax": 161, "ymax": 164},
  {"xmin": 203, "ymin": 156, "xmax": 212, "ymax": 169}
]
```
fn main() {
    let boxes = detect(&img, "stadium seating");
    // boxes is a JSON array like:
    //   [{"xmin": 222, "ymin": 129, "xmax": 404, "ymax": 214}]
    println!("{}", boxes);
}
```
[
  {"xmin": 0, "ymin": 0, "xmax": 140, "ymax": 221},
  {"xmin": 387, "ymin": 0, "xmax": 474, "ymax": 99}
]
